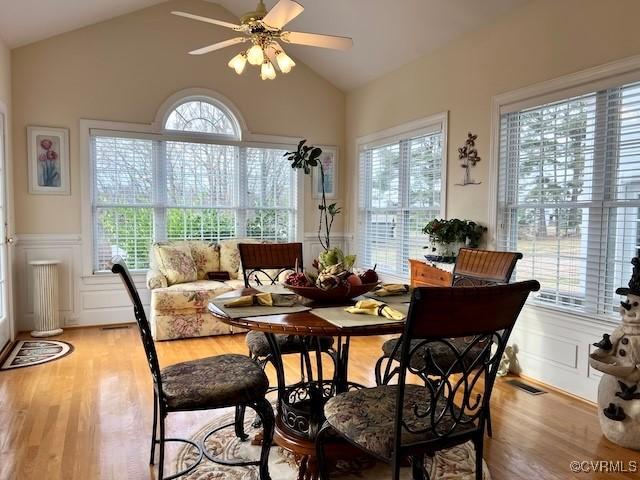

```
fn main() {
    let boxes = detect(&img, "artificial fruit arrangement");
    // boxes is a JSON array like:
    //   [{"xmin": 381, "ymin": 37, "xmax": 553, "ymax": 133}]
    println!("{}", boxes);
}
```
[{"xmin": 284, "ymin": 247, "xmax": 379, "ymax": 301}]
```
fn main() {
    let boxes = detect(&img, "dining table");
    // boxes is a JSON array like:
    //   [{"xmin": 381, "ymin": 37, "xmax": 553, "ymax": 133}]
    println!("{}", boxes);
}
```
[{"xmin": 208, "ymin": 287, "xmax": 407, "ymax": 480}]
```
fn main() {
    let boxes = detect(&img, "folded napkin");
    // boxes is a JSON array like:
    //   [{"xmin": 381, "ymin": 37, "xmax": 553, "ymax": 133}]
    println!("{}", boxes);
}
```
[
  {"xmin": 372, "ymin": 283, "xmax": 410, "ymax": 297},
  {"xmin": 224, "ymin": 293, "xmax": 296, "ymax": 308},
  {"xmin": 345, "ymin": 299, "xmax": 405, "ymax": 320}
]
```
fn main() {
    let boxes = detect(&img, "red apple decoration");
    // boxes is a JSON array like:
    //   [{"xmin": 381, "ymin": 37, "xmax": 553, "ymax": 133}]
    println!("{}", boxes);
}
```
[
  {"xmin": 346, "ymin": 273, "xmax": 363, "ymax": 287},
  {"xmin": 359, "ymin": 268, "xmax": 378, "ymax": 284}
]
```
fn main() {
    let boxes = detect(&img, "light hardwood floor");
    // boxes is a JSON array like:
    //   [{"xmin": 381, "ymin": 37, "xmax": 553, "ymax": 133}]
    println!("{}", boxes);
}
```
[{"xmin": 0, "ymin": 326, "xmax": 637, "ymax": 480}]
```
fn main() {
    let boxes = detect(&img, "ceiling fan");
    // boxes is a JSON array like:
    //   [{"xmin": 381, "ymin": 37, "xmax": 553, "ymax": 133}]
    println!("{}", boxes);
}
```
[{"xmin": 172, "ymin": 0, "xmax": 353, "ymax": 80}]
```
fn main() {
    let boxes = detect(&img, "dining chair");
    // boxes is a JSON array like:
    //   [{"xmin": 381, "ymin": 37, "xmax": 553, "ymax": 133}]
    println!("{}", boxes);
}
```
[
  {"xmin": 111, "ymin": 256, "xmax": 274, "ymax": 480},
  {"xmin": 317, "ymin": 281, "xmax": 540, "ymax": 480},
  {"xmin": 238, "ymin": 242, "xmax": 336, "ymax": 376},
  {"xmin": 375, "ymin": 248, "xmax": 523, "ymax": 437}
]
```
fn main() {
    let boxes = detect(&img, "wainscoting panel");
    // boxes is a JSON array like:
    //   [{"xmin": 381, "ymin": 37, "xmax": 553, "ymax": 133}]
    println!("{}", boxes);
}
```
[
  {"xmin": 509, "ymin": 304, "xmax": 613, "ymax": 402},
  {"xmin": 302, "ymin": 233, "xmax": 353, "ymax": 270},
  {"xmin": 15, "ymin": 234, "xmax": 147, "ymax": 331}
]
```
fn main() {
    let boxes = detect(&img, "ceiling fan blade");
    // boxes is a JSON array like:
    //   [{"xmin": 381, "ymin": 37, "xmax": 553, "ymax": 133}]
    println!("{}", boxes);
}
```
[
  {"xmin": 282, "ymin": 31, "xmax": 353, "ymax": 50},
  {"xmin": 172, "ymin": 11, "xmax": 240, "ymax": 30},
  {"xmin": 189, "ymin": 37, "xmax": 246, "ymax": 55},
  {"xmin": 262, "ymin": 0, "xmax": 304, "ymax": 29}
]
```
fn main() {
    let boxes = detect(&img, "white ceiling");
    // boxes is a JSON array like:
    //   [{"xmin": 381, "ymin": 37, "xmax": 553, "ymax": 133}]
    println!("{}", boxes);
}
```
[{"xmin": 0, "ymin": 0, "xmax": 529, "ymax": 91}]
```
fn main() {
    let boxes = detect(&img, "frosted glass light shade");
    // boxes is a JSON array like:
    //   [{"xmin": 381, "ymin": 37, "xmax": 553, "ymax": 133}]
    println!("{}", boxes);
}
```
[
  {"xmin": 276, "ymin": 51, "xmax": 295, "ymax": 73},
  {"xmin": 260, "ymin": 61, "xmax": 276, "ymax": 80},
  {"xmin": 247, "ymin": 44, "xmax": 264, "ymax": 65},
  {"xmin": 227, "ymin": 53, "xmax": 247, "ymax": 74}
]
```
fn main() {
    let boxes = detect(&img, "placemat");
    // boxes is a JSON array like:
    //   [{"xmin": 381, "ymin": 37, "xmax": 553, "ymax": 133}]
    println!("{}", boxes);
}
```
[
  {"xmin": 364, "ymin": 291, "xmax": 412, "ymax": 303},
  {"xmin": 253, "ymin": 284, "xmax": 296, "ymax": 295},
  {"xmin": 311, "ymin": 303, "xmax": 409, "ymax": 328},
  {"xmin": 209, "ymin": 300, "xmax": 310, "ymax": 319}
]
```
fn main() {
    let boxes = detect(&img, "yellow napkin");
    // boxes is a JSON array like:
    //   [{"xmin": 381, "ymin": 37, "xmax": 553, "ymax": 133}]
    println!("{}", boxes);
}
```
[
  {"xmin": 224, "ymin": 292, "xmax": 274, "ymax": 308},
  {"xmin": 345, "ymin": 299, "xmax": 405, "ymax": 320},
  {"xmin": 372, "ymin": 284, "xmax": 410, "ymax": 297}
]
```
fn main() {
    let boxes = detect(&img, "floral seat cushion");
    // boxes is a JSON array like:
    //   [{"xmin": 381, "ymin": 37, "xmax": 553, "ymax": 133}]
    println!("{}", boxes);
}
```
[
  {"xmin": 246, "ymin": 331, "xmax": 334, "ymax": 357},
  {"xmin": 324, "ymin": 385, "xmax": 475, "ymax": 460},
  {"xmin": 381, "ymin": 337, "xmax": 488, "ymax": 374},
  {"xmin": 161, "ymin": 354, "xmax": 269, "ymax": 410},
  {"xmin": 152, "ymin": 280, "xmax": 233, "ymax": 311}
]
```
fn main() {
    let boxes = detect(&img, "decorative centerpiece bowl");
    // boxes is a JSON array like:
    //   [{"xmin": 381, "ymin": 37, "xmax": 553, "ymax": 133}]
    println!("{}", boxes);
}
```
[{"xmin": 284, "ymin": 282, "xmax": 379, "ymax": 302}]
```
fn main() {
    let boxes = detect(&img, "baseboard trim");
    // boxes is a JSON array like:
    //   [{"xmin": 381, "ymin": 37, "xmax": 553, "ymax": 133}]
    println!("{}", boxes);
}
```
[{"xmin": 17, "ymin": 321, "xmax": 136, "ymax": 333}]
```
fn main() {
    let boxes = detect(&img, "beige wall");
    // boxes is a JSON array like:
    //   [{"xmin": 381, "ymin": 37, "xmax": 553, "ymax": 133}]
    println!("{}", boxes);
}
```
[
  {"xmin": 345, "ymin": 0, "xmax": 640, "ymax": 242},
  {"xmin": 0, "ymin": 34, "xmax": 12, "ymax": 239},
  {"xmin": 0, "ymin": 36, "xmax": 9, "ymax": 109},
  {"xmin": 11, "ymin": 0, "xmax": 345, "ymax": 236}
]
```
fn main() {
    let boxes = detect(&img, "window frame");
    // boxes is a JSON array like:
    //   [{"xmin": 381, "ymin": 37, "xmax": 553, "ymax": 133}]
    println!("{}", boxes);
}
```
[
  {"xmin": 488, "ymin": 55, "xmax": 640, "ymax": 326},
  {"xmin": 355, "ymin": 112, "xmax": 448, "ymax": 283},
  {"xmin": 80, "ymin": 89, "xmax": 305, "ymax": 276}
]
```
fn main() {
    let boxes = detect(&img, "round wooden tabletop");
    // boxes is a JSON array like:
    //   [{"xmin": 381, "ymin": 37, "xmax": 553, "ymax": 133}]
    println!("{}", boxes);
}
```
[{"xmin": 207, "ymin": 288, "xmax": 405, "ymax": 337}]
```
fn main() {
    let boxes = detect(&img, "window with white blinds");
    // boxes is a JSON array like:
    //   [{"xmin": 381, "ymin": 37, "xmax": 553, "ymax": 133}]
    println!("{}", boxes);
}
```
[
  {"xmin": 497, "ymin": 80, "xmax": 640, "ymax": 319},
  {"xmin": 91, "ymin": 100, "xmax": 298, "ymax": 272},
  {"xmin": 358, "ymin": 121, "xmax": 445, "ymax": 278}
]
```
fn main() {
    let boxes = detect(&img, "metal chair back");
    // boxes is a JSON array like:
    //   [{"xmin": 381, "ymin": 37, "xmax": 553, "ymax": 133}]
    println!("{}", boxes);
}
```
[
  {"xmin": 391, "ymin": 280, "xmax": 539, "ymax": 456},
  {"xmin": 111, "ymin": 256, "xmax": 163, "ymax": 394},
  {"xmin": 238, "ymin": 242, "xmax": 303, "ymax": 287}
]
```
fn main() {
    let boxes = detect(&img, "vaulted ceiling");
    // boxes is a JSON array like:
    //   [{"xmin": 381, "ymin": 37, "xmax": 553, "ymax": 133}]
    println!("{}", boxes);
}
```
[{"xmin": 0, "ymin": 0, "xmax": 529, "ymax": 90}]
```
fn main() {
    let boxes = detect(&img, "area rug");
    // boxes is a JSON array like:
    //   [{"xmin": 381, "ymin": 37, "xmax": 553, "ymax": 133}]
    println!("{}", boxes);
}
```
[
  {"xmin": 1, "ymin": 340, "xmax": 73, "ymax": 370},
  {"xmin": 174, "ymin": 406, "xmax": 491, "ymax": 479}
]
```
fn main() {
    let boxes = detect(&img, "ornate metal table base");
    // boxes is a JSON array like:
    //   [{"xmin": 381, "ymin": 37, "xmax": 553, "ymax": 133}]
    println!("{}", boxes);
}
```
[{"xmin": 265, "ymin": 333, "xmax": 367, "ymax": 480}]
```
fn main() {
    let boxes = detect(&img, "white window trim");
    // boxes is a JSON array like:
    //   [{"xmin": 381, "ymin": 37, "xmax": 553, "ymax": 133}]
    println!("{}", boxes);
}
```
[
  {"xmin": 81, "ymin": 89, "xmax": 305, "ymax": 277},
  {"xmin": 355, "ymin": 112, "xmax": 448, "ymax": 284},
  {"xmin": 487, "ymin": 53, "xmax": 640, "ymax": 327}
]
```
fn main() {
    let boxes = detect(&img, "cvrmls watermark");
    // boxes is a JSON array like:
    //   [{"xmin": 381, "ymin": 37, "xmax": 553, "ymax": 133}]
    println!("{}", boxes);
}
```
[{"xmin": 569, "ymin": 460, "xmax": 639, "ymax": 473}]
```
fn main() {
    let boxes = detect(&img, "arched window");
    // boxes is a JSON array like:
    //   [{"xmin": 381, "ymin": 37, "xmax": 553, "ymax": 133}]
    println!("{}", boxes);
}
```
[
  {"xmin": 89, "ymin": 91, "xmax": 301, "ymax": 271},
  {"xmin": 164, "ymin": 99, "xmax": 240, "ymax": 138}
]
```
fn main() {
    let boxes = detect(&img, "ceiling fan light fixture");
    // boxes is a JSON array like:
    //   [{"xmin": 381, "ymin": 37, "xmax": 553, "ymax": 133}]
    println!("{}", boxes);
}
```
[
  {"xmin": 228, "ymin": 52, "xmax": 247, "ymax": 74},
  {"xmin": 174, "ymin": 0, "xmax": 353, "ymax": 81},
  {"xmin": 247, "ymin": 44, "xmax": 265, "ymax": 65},
  {"xmin": 275, "ymin": 50, "xmax": 295, "ymax": 73},
  {"xmin": 260, "ymin": 61, "xmax": 276, "ymax": 80}
]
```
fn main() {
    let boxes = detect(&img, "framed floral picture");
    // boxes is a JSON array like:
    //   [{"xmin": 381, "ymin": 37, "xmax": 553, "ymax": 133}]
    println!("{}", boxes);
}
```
[
  {"xmin": 312, "ymin": 146, "xmax": 337, "ymax": 199},
  {"xmin": 27, "ymin": 126, "xmax": 70, "ymax": 195}
]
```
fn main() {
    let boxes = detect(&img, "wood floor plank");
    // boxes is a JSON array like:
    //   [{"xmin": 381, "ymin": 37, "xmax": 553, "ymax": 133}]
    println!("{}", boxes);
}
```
[{"xmin": 0, "ymin": 326, "xmax": 636, "ymax": 480}]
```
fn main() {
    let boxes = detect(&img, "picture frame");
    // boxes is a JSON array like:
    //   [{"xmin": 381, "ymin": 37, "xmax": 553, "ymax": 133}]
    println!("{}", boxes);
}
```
[
  {"xmin": 27, "ymin": 126, "xmax": 70, "ymax": 195},
  {"xmin": 312, "ymin": 146, "xmax": 337, "ymax": 199}
]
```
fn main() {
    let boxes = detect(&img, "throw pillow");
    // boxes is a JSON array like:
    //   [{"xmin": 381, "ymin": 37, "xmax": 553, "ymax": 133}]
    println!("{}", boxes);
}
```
[
  {"xmin": 155, "ymin": 244, "xmax": 197, "ymax": 285},
  {"xmin": 190, "ymin": 242, "xmax": 220, "ymax": 280}
]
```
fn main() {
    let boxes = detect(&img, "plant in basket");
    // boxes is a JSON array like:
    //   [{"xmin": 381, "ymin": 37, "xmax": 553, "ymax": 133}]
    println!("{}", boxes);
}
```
[{"xmin": 284, "ymin": 140, "xmax": 378, "ymax": 301}]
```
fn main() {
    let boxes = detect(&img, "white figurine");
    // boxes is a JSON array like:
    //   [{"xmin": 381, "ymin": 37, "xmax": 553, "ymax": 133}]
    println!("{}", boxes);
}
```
[{"xmin": 589, "ymin": 257, "xmax": 640, "ymax": 449}]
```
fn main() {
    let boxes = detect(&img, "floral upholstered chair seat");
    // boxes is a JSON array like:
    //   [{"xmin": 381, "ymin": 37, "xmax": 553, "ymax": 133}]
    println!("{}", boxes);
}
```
[
  {"xmin": 147, "ymin": 238, "xmax": 262, "ymax": 340},
  {"xmin": 160, "ymin": 354, "xmax": 269, "ymax": 410},
  {"xmin": 324, "ymin": 384, "xmax": 474, "ymax": 460}
]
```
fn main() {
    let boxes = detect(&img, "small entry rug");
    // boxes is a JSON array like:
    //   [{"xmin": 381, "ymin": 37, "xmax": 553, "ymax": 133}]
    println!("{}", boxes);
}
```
[
  {"xmin": 1, "ymin": 340, "xmax": 73, "ymax": 370},
  {"xmin": 174, "ymin": 406, "xmax": 491, "ymax": 480}
]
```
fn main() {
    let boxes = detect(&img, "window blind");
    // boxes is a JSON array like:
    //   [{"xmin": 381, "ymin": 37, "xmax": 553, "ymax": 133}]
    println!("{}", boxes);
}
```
[
  {"xmin": 92, "ymin": 135, "xmax": 297, "ymax": 272},
  {"xmin": 358, "ymin": 130, "xmax": 443, "ymax": 278},
  {"xmin": 497, "ymin": 80, "xmax": 640, "ymax": 319}
]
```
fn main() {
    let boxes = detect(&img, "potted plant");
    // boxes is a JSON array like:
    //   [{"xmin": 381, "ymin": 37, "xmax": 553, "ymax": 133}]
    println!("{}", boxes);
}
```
[
  {"xmin": 284, "ymin": 140, "xmax": 379, "ymax": 301},
  {"xmin": 422, "ymin": 218, "xmax": 487, "ymax": 262},
  {"xmin": 285, "ymin": 140, "xmax": 340, "ymax": 251}
]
